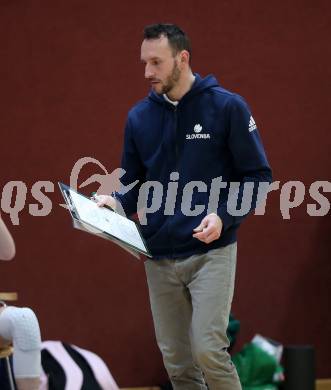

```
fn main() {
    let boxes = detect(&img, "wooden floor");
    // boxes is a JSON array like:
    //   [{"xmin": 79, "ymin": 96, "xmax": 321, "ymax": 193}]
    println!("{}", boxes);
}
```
[
  {"xmin": 317, "ymin": 379, "xmax": 331, "ymax": 390},
  {"xmin": 121, "ymin": 388, "xmax": 161, "ymax": 390},
  {"xmin": 121, "ymin": 380, "xmax": 331, "ymax": 390}
]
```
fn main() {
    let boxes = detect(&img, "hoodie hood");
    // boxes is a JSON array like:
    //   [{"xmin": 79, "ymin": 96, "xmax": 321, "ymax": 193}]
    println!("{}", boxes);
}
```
[{"xmin": 148, "ymin": 73, "xmax": 220, "ymax": 105}]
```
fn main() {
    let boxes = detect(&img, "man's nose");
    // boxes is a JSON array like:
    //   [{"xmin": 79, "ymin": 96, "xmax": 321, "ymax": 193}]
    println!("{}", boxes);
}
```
[{"xmin": 145, "ymin": 64, "xmax": 154, "ymax": 79}]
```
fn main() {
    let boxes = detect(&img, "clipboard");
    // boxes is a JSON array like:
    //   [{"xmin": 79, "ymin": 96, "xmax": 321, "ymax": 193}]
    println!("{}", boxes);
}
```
[{"xmin": 58, "ymin": 182, "xmax": 152, "ymax": 259}]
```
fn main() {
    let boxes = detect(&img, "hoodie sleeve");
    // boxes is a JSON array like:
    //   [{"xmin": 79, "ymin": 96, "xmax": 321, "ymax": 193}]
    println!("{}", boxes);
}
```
[
  {"xmin": 115, "ymin": 115, "xmax": 146, "ymax": 216},
  {"xmin": 217, "ymin": 95, "xmax": 272, "ymax": 231}
]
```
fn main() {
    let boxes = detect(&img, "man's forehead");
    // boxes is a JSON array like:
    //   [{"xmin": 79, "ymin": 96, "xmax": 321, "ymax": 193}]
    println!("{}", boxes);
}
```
[{"xmin": 141, "ymin": 36, "xmax": 173, "ymax": 59}]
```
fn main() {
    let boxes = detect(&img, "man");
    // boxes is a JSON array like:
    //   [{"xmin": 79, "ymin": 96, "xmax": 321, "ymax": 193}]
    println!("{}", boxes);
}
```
[{"xmin": 96, "ymin": 24, "xmax": 272, "ymax": 390}]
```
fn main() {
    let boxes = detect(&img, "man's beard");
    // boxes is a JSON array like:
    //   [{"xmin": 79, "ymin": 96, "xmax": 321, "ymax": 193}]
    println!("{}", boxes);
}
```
[{"xmin": 160, "ymin": 60, "xmax": 181, "ymax": 95}]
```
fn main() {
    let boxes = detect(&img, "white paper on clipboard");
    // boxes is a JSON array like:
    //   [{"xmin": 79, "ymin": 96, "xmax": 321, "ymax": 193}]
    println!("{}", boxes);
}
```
[{"xmin": 68, "ymin": 190, "xmax": 147, "ymax": 253}]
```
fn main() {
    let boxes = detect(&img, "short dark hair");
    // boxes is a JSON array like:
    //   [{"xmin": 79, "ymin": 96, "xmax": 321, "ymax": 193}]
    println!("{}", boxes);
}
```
[{"xmin": 143, "ymin": 23, "xmax": 192, "ymax": 63}]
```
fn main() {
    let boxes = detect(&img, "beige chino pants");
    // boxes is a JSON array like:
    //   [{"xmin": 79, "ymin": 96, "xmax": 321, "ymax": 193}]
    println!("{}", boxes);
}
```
[{"xmin": 144, "ymin": 243, "xmax": 242, "ymax": 390}]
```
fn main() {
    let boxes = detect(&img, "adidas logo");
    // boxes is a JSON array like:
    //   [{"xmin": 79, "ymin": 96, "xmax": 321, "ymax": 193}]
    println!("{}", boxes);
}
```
[
  {"xmin": 248, "ymin": 116, "xmax": 257, "ymax": 132},
  {"xmin": 194, "ymin": 124, "xmax": 203, "ymax": 133}
]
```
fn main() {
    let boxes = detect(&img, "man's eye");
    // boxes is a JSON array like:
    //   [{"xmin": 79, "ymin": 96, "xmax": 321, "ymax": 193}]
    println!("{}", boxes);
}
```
[{"xmin": 152, "ymin": 61, "xmax": 160, "ymax": 66}]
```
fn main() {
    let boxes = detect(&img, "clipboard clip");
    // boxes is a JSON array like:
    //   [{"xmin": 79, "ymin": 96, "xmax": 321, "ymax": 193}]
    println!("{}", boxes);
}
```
[{"xmin": 63, "ymin": 190, "xmax": 75, "ymax": 211}]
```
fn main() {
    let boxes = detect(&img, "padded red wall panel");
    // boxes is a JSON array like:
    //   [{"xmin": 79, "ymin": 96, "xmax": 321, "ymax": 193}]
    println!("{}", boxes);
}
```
[{"xmin": 0, "ymin": 0, "xmax": 330, "ymax": 385}]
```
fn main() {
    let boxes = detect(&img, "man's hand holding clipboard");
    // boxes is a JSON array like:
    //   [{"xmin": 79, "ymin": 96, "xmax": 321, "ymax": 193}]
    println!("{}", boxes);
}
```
[
  {"xmin": 58, "ymin": 183, "xmax": 152, "ymax": 259},
  {"xmin": 91, "ymin": 193, "xmax": 117, "ymax": 211}
]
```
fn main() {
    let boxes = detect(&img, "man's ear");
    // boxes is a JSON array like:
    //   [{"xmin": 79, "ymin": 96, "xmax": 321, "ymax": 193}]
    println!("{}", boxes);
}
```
[{"xmin": 180, "ymin": 50, "xmax": 190, "ymax": 65}]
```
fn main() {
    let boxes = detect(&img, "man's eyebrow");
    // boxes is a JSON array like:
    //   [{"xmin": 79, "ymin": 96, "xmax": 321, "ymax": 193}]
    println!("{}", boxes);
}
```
[{"xmin": 140, "ymin": 56, "xmax": 162, "ymax": 63}]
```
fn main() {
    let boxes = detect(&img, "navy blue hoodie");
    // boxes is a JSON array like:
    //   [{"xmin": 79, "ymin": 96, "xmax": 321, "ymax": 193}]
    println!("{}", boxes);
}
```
[{"xmin": 116, "ymin": 74, "xmax": 272, "ymax": 259}]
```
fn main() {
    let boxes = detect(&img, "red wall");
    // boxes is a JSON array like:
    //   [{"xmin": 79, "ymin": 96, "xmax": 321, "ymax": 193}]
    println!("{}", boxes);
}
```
[{"xmin": 1, "ymin": 0, "xmax": 330, "ymax": 385}]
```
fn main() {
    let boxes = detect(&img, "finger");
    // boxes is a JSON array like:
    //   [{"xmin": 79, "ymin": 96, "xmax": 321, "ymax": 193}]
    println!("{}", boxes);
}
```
[
  {"xmin": 192, "ymin": 231, "xmax": 202, "ymax": 239},
  {"xmin": 193, "ymin": 227, "xmax": 220, "ymax": 242},
  {"xmin": 193, "ymin": 224, "xmax": 214, "ymax": 239},
  {"xmin": 193, "ymin": 230, "xmax": 208, "ymax": 240},
  {"xmin": 204, "ymin": 232, "xmax": 220, "ymax": 244},
  {"xmin": 199, "ymin": 224, "xmax": 214, "ymax": 236},
  {"xmin": 198, "ymin": 231, "xmax": 219, "ymax": 244},
  {"xmin": 193, "ymin": 219, "xmax": 208, "ymax": 232},
  {"xmin": 193, "ymin": 225, "xmax": 203, "ymax": 232},
  {"xmin": 96, "ymin": 196, "xmax": 106, "ymax": 206}
]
